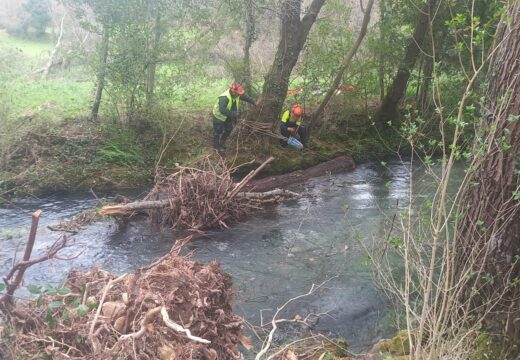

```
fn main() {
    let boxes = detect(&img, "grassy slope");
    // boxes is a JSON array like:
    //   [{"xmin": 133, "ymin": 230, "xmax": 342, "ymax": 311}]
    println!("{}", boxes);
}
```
[{"xmin": 0, "ymin": 30, "xmax": 92, "ymax": 120}]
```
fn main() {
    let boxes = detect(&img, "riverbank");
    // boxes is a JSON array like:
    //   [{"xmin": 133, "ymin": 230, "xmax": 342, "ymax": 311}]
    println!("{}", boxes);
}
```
[{"xmin": 0, "ymin": 104, "xmax": 403, "ymax": 199}]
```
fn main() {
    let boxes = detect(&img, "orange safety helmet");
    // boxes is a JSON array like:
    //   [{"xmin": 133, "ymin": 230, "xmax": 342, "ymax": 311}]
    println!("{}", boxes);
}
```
[
  {"xmin": 230, "ymin": 82, "xmax": 245, "ymax": 96},
  {"xmin": 291, "ymin": 104, "xmax": 303, "ymax": 117}
]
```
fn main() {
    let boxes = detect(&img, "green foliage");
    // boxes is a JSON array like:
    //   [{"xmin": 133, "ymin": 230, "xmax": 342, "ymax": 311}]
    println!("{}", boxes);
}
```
[
  {"xmin": 27, "ymin": 284, "xmax": 72, "ymax": 328},
  {"xmin": 96, "ymin": 128, "xmax": 144, "ymax": 167},
  {"xmin": 65, "ymin": 0, "xmax": 222, "ymax": 119},
  {"xmin": 321, "ymin": 351, "xmax": 336, "ymax": 360},
  {"xmin": 77, "ymin": 304, "xmax": 89, "ymax": 317},
  {"xmin": 18, "ymin": 0, "xmax": 52, "ymax": 39},
  {"xmin": 301, "ymin": 0, "xmax": 353, "ymax": 86},
  {"xmin": 26, "ymin": 283, "xmax": 95, "ymax": 329}
]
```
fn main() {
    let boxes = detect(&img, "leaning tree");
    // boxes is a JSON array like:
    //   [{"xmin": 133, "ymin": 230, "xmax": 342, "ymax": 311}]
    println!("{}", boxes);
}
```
[{"xmin": 374, "ymin": 0, "xmax": 439, "ymax": 124}]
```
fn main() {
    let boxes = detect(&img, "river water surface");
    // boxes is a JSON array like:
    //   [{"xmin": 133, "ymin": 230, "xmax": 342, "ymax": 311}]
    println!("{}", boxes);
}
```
[{"xmin": 0, "ymin": 159, "xmax": 464, "ymax": 353}]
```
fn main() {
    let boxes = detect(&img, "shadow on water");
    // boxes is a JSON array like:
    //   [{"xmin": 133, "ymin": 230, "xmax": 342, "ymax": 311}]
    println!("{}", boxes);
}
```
[{"xmin": 0, "ymin": 159, "xmax": 465, "ymax": 353}]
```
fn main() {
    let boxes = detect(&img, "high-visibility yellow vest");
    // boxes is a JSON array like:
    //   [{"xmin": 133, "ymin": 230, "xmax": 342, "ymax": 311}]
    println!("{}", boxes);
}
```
[
  {"xmin": 212, "ymin": 90, "xmax": 240, "ymax": 122},
  {"xmin": 281, "ymin": 110, "xmax": 301, "ymax": 126}
]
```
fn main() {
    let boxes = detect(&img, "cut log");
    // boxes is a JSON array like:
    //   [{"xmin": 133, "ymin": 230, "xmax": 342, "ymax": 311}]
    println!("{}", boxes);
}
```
[{"xmin": 243, "ymin": 155, "xmax": 356, "ymax": 192}]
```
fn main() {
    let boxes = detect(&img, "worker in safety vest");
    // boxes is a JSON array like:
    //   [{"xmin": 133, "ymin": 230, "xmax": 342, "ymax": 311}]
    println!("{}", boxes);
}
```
[
  {"xmin": 280, "ymin": 104, "xmax": 308, "ymax": 148},
  {"xmin": 212, "ymin": 82, "xmax": 258, "ymax": 151}
]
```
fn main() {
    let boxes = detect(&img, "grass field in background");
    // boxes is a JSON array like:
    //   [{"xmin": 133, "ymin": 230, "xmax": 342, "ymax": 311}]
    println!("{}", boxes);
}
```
[
  {"xmin": 0, "ymin": 30, "xmax": 93, "ymax": 121},
  {"xmin": 0, "ymin": 29, "xmax": 52, "ymax": 59},
  {"xmin": 0, "ymin": 29, "xmax": 237, "ymax": 123},
  {"xmin": 0, "ymin": 30, "xmax": 255, "ymax": 195}
]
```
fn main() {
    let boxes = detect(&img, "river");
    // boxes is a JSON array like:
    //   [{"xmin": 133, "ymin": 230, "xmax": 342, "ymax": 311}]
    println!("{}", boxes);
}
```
[{"xmin": 0, "ymin": 159, "xmax": 464, "ymax": 353}]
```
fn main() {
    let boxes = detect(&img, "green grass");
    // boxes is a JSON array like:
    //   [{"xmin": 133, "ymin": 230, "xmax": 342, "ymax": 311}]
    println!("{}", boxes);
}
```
[
  {"xmin": 0, "ymin": 29, "xmax": 52, "ymax": 60},
  {"xmin": 0, "ymin": 30, "xmax": 251, "ymax": 122},
  {"xmin": 0, "ymin": 30, "xmax": 92, "ymax": 122},
  {"xmin": 5, "ymin": 79, "xmax": 92, "ymax": 119}
]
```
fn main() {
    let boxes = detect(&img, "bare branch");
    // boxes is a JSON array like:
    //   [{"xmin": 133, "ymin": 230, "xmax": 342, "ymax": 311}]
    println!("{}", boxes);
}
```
[{"xmin": 255, "ymin": 277, "xmax": 336, "ymax": 360}]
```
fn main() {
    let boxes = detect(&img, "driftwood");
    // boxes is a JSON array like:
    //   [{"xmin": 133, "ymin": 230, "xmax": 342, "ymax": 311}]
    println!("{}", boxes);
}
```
[
  {"xmin": 228, "ymin": 156, "xmax": 274, "ymax": 199},
  {"xmin": 99, "ymin": 156, "xmax": 355, "ymax": 227},
  {"xmin": 101, "ymin": 199, "xmax": 174, "ymax": 215},
  {"xmin": 0, "ymin": 210, "xmax": 52, "ymax": 311},
  {"xmin": 0, "ymin": 211, "xmax": 71, "ymax": 325},
  {"xmin": 244, "ymin": 155, "xmax": 356, "ymax": 192}
]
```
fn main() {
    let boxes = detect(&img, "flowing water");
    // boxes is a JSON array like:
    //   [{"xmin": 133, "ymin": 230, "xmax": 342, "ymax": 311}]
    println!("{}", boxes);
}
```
[{"xmin": 0, "ymin": 159, "xmax": 465, "ymax": 353}]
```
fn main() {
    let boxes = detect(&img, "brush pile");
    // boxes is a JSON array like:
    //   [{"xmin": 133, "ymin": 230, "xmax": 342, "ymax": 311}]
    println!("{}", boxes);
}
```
[
  {"xmin": 145, "ymin": 156, "xmax": 255, "ymax": 231},
  {"xmin": 101, "ymin": 155, "xmax": 299, "ymax": 231},
  {"xmin": 1, "ymin": 239, "xmax": 246, "ymax": 360}
]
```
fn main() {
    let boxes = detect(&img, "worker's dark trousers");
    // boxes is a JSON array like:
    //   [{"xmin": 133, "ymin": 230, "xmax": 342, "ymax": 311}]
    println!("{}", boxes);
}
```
[
  {"xmin": 213, "ymin": 118, "xmax": 233, "ymax": 149},
  {"xmin": 280, "ymin": 125, "xmax": 308, "ymax": 147}
]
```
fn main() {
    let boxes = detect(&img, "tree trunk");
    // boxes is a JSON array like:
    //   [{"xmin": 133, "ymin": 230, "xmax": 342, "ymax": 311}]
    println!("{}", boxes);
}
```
[
  {"xmin": 378, "ymin": 0, "xmax": 386, "ymax": 102},
  {"xmin": 416, "ymin": 53, "xmax": 433, "ymax": 111},
  {"xmin": 244, "ymin": 155, "xmax": 356, "ymax": 192},
  {"xmin": 312, "ymin": 0, "xmax": 374, "ymax": 127},
  {"xmin": 456, "ymin": 1, "xmax": 520, "ymax": 344},
  {"xmin": 243, "ymin": 0, "xmax": 255, "ymax": 94},
  {"xmin": 255, "ymin": 0, "xmax": 325, "ymax": 125},
  {"xmin": 146, "ymin": 13, "xmax": 161, "ymax": 102},
  {"xmin": 374, "ymin": 0, "xmax": 438, "ymax": 124},
  {"xmin": 91, "ymin": 23, "xmax": 110, "ymax": 120}
]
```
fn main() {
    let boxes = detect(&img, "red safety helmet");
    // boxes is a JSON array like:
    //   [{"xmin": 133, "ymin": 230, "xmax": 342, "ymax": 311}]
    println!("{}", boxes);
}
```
[
  {"xmin": 291, "ymin": 104, "xmax": 303, "ymax": 117},
  {"xmin": 230, "ymin": 82, "xmax": 245, "ymax": 96}
]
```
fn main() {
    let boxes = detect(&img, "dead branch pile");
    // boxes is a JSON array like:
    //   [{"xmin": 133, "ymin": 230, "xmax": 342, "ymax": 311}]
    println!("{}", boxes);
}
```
[
  {"xmin": 100, "ymin": 155, "xmax": 300, "ymax": 231},
  {"xmin": 145, "ymin": 156, "xmax": 257, "ymax": 231},
  {"xmin": 239, "ymin": 120, "xmax": 284, "ymax": 140},
  {"xmin": 1, "ymin": 239, "xmax": 245, "ymax": 360}
]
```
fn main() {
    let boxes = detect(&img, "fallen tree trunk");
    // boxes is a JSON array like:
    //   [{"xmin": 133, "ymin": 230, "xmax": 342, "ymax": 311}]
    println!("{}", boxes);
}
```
[
  {"xmin": 100, "ymin": 189, "xmax": 300, "ymax": 216},
  {"xmin": 244, "ymin": 155, "xmax": 356, "ymax": 192}
]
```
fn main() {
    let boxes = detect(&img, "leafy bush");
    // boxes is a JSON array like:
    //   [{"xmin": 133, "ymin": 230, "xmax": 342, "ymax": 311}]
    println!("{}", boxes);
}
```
[{"xmin": 96, "ymin": 128, "xmax": 144, "ymax": 167}]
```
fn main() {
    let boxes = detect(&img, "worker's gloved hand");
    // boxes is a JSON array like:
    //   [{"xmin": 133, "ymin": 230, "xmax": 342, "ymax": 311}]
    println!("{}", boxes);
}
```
[{"xmin": 255, "ymin": 99, "xmax": 261, "ymax": 106}]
